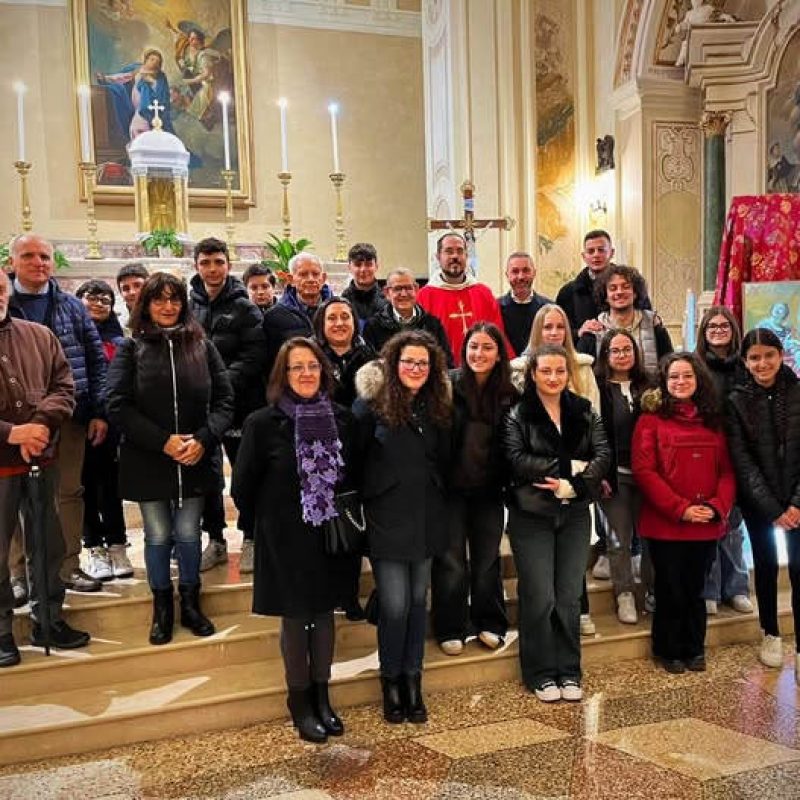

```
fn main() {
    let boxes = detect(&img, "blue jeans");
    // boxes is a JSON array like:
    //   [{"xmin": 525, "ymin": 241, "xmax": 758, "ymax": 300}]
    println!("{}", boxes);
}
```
[
  {"xmin": 139, "ymin": 497, "xmax": 204, "ymax": 591},
  {"xmin": 508, "ymin": 504, "xmax": 591, "ymax": 687},
  {"xmin": 372, "ymin": 558, "xmax": 432, "ymax": 678},
  {"xmin": 703, "ymin": 511, "xmax": 750, "ymax": 602}
]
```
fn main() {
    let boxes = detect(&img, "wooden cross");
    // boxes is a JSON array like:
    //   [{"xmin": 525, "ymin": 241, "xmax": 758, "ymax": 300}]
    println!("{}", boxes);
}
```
[
  {"xmin": 427, "ymin": 180, "xmax": 515, "ymax": 244},
  {"xmin": 449, "ymin": 300, "xmax": 473, "ymax": 334},
  {"xmin": 148, "ymin": 100, "xmax": 165, "ymax": 130}
]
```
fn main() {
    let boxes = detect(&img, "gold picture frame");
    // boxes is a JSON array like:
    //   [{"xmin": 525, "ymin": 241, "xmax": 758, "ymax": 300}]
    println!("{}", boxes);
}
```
[{"xmin": 70, "ymin": 0, "xmax": 253, "ymax": 207}]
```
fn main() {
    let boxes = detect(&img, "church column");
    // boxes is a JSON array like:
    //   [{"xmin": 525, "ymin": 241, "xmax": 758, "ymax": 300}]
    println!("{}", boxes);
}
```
[{"xmin": 701, "ymin": 112, "xmax": 730, "ymax": 292}]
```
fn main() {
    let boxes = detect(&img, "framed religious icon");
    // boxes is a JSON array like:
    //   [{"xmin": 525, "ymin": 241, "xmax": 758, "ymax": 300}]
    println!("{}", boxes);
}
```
[
  {"xmin": 742, "ymin": 281, "xmax": 800, "ymax": 378},
  {"xmin": 70, "ymin": 0, "xmax": 253, "ymax": 206}
]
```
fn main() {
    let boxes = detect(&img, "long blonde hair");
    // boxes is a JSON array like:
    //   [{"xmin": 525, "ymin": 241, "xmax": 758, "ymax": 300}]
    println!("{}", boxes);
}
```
[{"xmin": 527, "ymin": 304, "xmax": 589, "ymax": 398}]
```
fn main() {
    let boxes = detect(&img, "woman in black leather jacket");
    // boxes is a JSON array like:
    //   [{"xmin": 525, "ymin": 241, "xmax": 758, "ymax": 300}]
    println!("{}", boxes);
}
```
[
  {"xmin": 727, "ymin": 328, "xmax": 800, "ymax": 676},
  {"xmin": 502, "ymin": 344, "xmax": 609, "ymax": 703}
]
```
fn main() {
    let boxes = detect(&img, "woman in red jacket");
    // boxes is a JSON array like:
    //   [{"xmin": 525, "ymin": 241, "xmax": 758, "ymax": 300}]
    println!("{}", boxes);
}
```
[{"xmin": 632, "ymin": 352, "xmax": 736, "ymax": 674}]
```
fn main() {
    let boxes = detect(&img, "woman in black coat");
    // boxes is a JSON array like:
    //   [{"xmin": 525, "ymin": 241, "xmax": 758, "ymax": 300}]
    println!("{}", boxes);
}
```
[
  {"xmin": 107, "ymin": 272, "xmax": 233, "ymax": 646},
  {"xmin": 431, "ymin": 322, "xmax": 517, "ymax": 655},
  {"xmin": 502, "ymin": 344, "xmax": 609, "ymax": 703},
  {"xmin": 727, "ymin": 328, "xmax": 800, "ymax": 676},
  {"xmin": 232, "ymin": 337, "xmax": 357, "ymax": 744},
  {"xmin": 353, "ymin": 330, "xmax": 452, "ymax": 725}
]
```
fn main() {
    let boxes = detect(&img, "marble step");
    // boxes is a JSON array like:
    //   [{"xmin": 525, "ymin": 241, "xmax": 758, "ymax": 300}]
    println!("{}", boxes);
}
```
[{"xmin": 0, "ymin": 594, "xmax": 790, "ymax": 767}]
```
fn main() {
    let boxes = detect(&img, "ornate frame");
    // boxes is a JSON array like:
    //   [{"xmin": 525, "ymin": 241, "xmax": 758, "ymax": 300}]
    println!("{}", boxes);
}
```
[{"xmin": 70, "ymin": 0, "xmax": 253, "ymax": 207}]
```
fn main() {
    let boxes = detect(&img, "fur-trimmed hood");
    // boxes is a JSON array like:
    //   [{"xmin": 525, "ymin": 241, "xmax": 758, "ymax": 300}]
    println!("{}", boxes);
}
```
[{"xmin": 354, "ymin": 358, "xmax": 452, "ymax": 402}]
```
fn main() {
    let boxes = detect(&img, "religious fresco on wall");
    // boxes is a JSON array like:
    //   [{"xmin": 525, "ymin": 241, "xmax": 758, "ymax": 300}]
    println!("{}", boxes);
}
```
[
  {"xmin": 71, "ymin": 0, "xmax": 253, "ymax": 204},
  {"xmin": 534, "ymin": 0, "xmax": 578, "ymax": 292},
  {"xmin": 766, "ymin": 28, "xmax": 800, "ymax": 194},
  {"xmin": 743, "ymin": 281, "xmax": 800, "ymax": 376}
]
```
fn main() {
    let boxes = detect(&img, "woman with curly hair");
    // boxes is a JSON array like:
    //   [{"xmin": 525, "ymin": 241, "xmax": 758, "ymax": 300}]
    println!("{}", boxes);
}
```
[
  {"xmin": 432, "ymin": 322, "xmax": 518, "ymax": 656},
  {"xmin": 632, "ymin": 352, "xmax": 736, "ymax": 673},
  {"xmin": 353, "ymin": 330, "xmax": 452, "ymax": 724},
  {"xmin": 727, "ymin": 329, "xmax": 800, "ymax": 674}
]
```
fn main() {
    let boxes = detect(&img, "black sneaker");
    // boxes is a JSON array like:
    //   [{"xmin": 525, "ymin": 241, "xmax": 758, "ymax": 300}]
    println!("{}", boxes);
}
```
[
  {"xmin": 31, "ymin": 620, "xmax": 90, "ymax": 650},
  {"xmin": 0, "ymin": 634, "xmax": 20, "ymax": 668},
  {"xmin": 685, "ymin": 655, "xmax": 707, "ymax": 672}
]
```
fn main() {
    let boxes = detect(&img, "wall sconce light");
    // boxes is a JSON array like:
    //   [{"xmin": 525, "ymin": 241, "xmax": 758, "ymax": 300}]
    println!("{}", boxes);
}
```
[{"xmin": 596, "ymin": 134, "xmax": 615, "ymax": 173}]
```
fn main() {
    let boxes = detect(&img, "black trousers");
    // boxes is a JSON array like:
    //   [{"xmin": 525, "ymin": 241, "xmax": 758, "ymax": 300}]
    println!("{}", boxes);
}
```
[
  {"xmin": 648, "ymin": 538, "xmax": 716, "ymax": 661},
  {"xmin": 82, "ymin": 438, "xmax": 126, "ymax": 548},
  {"xmin": 202, "ymin": 436, "xmax": 253, "ymax": 542},
  {"xmin": 743, "ymin": 509, "xmax": 800, "ymax": 645},
  {"xmin": 431, "ymin": 494, "xmax": 507, "ymax": 642}
]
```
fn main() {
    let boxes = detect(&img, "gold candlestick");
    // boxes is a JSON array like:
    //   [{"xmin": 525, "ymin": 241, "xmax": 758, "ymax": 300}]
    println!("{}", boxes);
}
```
[
  {"xmin": 14, "ymin": 161, "xmax": 33, "ymax": 233},
  {"xmin": 329, "ymin": 172, "xmax": 347, "ymax": 261},
  {"xmin": 221, "ymin": 169, "xmax": 237, "ymax": 258},
  {"xmin": 277, "ymin": 171, "xmax": 292, "ymax": 240},
  {"xmin": 79, "ymin": 162, "xmax": 103, "ymax": 260}
]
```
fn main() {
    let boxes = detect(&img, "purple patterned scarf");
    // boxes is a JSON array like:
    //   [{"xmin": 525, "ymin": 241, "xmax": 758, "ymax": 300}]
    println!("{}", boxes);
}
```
[{"xmin": 278, "ymin": 391, "xmax": 344, "ymax": 526}]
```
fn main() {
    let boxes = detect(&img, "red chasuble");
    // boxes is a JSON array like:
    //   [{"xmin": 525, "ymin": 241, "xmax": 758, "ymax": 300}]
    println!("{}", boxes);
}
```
[{"xmin": 418, "ymin": 279, "xmax": 510, "ymax": 366}]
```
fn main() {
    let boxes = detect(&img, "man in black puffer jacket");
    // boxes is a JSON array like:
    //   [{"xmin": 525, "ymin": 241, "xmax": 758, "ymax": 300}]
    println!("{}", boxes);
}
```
[{"xmin": 188, "ymin": 237, "xmax": 266, "ymax": 573}]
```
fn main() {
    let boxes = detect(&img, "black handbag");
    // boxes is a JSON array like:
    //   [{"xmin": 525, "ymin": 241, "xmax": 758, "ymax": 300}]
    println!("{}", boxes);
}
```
[{"xmin": 322, "ymin": 490, "xmax": 367, "ymax": 555}]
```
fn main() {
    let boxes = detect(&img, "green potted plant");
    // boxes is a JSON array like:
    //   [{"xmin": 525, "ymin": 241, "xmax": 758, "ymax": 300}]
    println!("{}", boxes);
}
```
[
  {"xmin": 142, "ymin": 228, "xmax": 183, "ymax": 258},
  {"xmin": 261, "ymin": 233, "xmax": 312, "ymax": 284}
]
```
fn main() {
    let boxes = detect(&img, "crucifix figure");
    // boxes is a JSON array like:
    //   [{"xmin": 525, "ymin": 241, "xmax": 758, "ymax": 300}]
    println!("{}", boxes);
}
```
[
  {"xmin": 448, "ymin": 300, "xmax": 474, "ymax": 334},
  {"xmin": 428, "ymin": 180, "xmax": 515, "ymax": 274},
  {"xmin": 148, "ymin": 100, "xmax": 165, "ymax": 131}
]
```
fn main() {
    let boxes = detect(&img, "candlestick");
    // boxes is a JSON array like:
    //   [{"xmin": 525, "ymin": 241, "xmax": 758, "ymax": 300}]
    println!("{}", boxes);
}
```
[
  {"xmin": 77, "ymin": 84, "xmax": 92, "ymax": 162},
  {"xmin": 278, "ymin": 98, "xmax": 289, "ymax": 173},
  {"xmin": 329, "ymin": 171, "xmax": 347, "ymax": 261},
  {"xmin": 221, "ymin": 168, "xmax": 237, "ymax": 256},
  {"xmin": 277, "ymin": 171, "xmax": 292, "ymax": 240},
  {"xmin": 80, "ymin": 162, "xmax": 103, "ymax": 259},
  {"xmin": 328, "ymin": 103, "xmax": 340, "ymax": 173},
  {"xmin": 219, "ymin": 91, "xmax": 231, "ymax": 171},
  {"xmin": 13, "ymin": 82, "xmax": 26, "ymax": 163},
  {"xmin": 14, "ymin": 161, "xmax": 33, "ymax": 232}
]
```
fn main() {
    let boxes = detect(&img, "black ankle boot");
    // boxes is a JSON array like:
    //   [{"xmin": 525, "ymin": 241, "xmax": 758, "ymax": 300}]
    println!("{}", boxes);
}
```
[
  {"xmin": 149, "ymin": 587, "xmax": 174, "ymax": 645},
  {"xmin": 312, "ymin": 681, "xmax": 344, "ymax": 735},
  {"xmin": 381, "ymin": 676, "xmax": 405, "ymax": 724},
  {"xmin": 287, "ymin": 688, "xmax": 328, "ymax": 743},
  {"xmin": 403, "ymin": 672, "xmax": 427, "ymax": 724},
  {"xmin": 178, "ymin": 583, "xmax": 215, "ymax": 637}
]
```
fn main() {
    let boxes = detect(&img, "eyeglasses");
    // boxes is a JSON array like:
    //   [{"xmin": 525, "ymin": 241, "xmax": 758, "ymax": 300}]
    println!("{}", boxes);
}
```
[
  {"xmin": 84, "ymin": 295, "xmax": 113, "ymax": 307},
  {"xmin": 399, "ymin": 358, "xmax": 430, "ymax": 371},
  {"xmin": 151, "ymin": 296, "xmax": 182, "ymax": 306},
  {"xmin": 287, "ymin": 363, "xmax": 322, "ymax": 375},
  {"xmin": 609, "ymin": 346, "xmax": 634, "ymax": 357},
  {"xmin": 387, "ymin": 285, "xmax": 416, "ymax": 294},
  {"xmin": 706, "ymin": 322, "xmax": 731, "ymax": 332}
]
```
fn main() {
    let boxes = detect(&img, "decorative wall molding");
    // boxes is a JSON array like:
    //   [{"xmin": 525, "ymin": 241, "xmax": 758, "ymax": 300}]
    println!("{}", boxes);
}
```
[{"xmin": 248, "ymin": 0, "xmax": 421, "ymax": 37}]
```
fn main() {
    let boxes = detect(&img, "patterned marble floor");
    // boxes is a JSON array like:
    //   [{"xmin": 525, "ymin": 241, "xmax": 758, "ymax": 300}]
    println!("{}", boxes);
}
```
[{"xmin": 2, "ymin": 642, "xmax": 800, "ymax": 799}]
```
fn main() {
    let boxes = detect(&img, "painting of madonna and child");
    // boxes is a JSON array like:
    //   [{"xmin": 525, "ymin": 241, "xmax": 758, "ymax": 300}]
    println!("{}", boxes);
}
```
[
  {"xmin": 72, "ymin": 0, "xmax": 251, "ymax": 198},
  {"xmin": 743, "ymin": 281, "xmax": 800, "ymax": 378}
]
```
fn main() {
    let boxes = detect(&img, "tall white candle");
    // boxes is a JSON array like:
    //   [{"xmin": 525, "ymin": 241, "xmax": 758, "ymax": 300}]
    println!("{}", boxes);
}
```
[
  {"xmin": 77, "ymin": 84, "xmax": 92, "ymax": 162},
  {"xmin": 13, "ymin": 82, "xmax": 26, "ymax": 163},
  {"xmin": 219, "ymin": 91, "xmax": 231, "ymax": 170},
  {"xmin": 328, "ymin": 103, "xmax": 340, "ymax": 173},
  {"xmin": 278, "ymin": 98, "xmax": 289, "ymax": 172}
]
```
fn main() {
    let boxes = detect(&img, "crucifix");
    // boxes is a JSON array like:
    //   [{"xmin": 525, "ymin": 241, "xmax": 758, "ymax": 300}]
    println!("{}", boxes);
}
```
[
  {"xmin": 148, "ymin": 100, "xmax": 165, "ymax": 131},
  {"xmin": 449, "ymin": 300, "xmax": 474, "ymax": 334},
  {"xmin": 428, "ymin": 180, "xmax": 515, "ymax": 274}
]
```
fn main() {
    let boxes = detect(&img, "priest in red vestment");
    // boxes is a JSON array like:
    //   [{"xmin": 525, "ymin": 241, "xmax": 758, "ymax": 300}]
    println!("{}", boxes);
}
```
[{"xmin": 418, "ymin": 233, "xmax": 510, "ymax": 365}]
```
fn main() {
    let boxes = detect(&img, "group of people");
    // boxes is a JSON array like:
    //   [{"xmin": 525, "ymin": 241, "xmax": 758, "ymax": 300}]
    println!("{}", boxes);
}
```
[{"xmin": 1, "ymin": 229, "xmax": 799, "ymax": 751}]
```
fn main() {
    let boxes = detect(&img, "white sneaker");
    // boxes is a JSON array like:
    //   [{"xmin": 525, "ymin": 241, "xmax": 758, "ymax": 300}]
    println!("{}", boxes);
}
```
[
  {"xmin": 200, "ymin": 540, "xmax": 228, "ymax": 572},
  {"xmin": 86, "ymin": 547, "xmax": 113, "ymax": 581},
  {"xmin": 706, "ymin": 599, "xmax": 718, "ymax": 616},
  {"xmin": 440, "ymin": 639, "xmax": 464, "ymax": 656},
  {"xmin": 478, "ymin": 631, "xmax": 502, "ymax": 650},
  {"xmin": 559, "ymin": 680, "xmax": 583, "ymax": 702},
  {"xmin": 617, "ymin": 592, "xmax": 637, "ymax": 624},
  {"xmin": 108, "ymin": 544, "xmax": 134, "ymax": 578},
  {"xmin": 759, "ymin": 634, "xmax": 784, "ymax": 668},
  {"xmin": 534, "ymin": 680, "xmax": 561, "ymax": 703},
  {"xmin": 631, "ymin": 554, "xmax": 642, "ymax": 582},
  {"xmin": 729, "ymin": 595, "xmax": 754, "ymax": 614},
  {"xmin": 580, "ymin": 613, "xmax": 596, "ymax": 636},
  {"xmin": 239, "ymin": 540, "xmax": 254, "ymax": 574},
  {"xmin": 592, "ymin": 555, "xmax": 610, "ymax": 580}
]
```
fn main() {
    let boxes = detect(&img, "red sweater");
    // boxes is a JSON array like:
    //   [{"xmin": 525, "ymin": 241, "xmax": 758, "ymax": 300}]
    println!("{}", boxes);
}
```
[{"xmin": 632, "ymin": 404, "xmax": 735, "ymax": 541}]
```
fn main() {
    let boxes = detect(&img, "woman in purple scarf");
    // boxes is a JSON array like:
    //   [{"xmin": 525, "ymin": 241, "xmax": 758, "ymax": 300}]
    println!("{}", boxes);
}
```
[{"xmin": 232, "ymin": 337, "xmax": 357, "ymax": 743}]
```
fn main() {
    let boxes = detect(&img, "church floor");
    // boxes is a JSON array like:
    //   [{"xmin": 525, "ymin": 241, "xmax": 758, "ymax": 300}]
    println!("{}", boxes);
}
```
[{"xmin": 2, "ymin": 642, "xmax": 800, "ymax": 799}]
